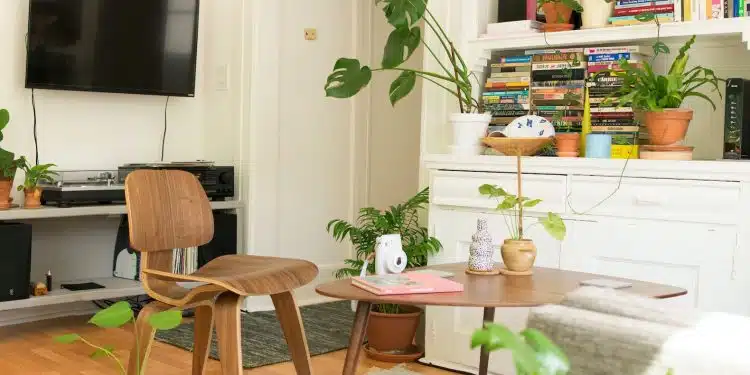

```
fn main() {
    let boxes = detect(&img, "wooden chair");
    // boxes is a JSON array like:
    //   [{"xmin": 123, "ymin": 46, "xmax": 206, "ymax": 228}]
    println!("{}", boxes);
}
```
[{"xmin": 124, "ymin": 170, "xmax": 319, "ymax": 375}]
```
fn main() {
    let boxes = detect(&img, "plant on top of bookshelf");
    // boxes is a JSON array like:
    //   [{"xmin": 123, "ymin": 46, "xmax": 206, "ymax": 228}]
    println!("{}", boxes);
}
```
[
  {"xmin": 0, "ymin": 109, "xmax": 24, "ymax": 211},
  {"xmin": 16, "ymin": 157, "xmax": 57, "ymax": 209},
  {"xmin": 324, "ymin": 0, "xmax": 491, "ymax": 155},
  {"xmin": 607, "ymin": 35, "xmax": 721, "ymax": 146},
  {"xmin": 478, "ymin": 184, "xmax": 565, "ymax": 275},
  {"xmin": 538, "ymin": 0, "xmax": 584, "ymax": 30}
]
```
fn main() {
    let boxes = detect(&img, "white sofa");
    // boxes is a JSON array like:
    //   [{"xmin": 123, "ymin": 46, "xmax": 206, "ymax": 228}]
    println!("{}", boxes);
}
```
[{"xmin": 527, "ymin": 287, "xmax": 750, "ymax": 375}]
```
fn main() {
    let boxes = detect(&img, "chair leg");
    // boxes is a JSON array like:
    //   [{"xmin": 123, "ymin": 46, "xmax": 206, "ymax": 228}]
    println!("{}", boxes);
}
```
[
  {"xmin": 192, "ymin": 305, "xmax": 214, "ymax": 375},
  {"xmin": 214, "ymin": 292, "xmax": 244, "ymax": 375},
  {"xmin": 271, "ymin": 291, "xmax": 313, "ymax": 375},
  {"xmin": 127, "ymin": 301, "xmax": 170, "ymax": 375}
]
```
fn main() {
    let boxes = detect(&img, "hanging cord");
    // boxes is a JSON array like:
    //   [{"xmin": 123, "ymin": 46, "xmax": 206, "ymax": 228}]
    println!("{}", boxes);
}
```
[
  {"xmin": 31, "ymin": 88, "xmax": 39, "ymax": 165},
  {"xmin": 160, "ymin": 96, "xmax": 170, "ymax": 162}
]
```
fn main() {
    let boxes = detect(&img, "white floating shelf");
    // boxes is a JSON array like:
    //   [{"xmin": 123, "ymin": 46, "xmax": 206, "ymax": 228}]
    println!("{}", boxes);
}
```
[
  {"xmin": 473, "ymin": 18, "xmax": 750, "ymax": 52},
  {"xmin": 0, "ymin": 277, "xmax": 143, "ymax": 312},
  {"xmin": 0, "ymin": 200, "xmax": 243, "ymax": 221}
]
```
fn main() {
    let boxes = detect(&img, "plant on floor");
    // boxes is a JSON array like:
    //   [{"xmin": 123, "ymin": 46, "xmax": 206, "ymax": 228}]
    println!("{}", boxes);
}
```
[
  {"xmin": 324, "ymin": 0, "xmax": 479, "ymax": 112},
  {"xmin": 478, "ymin": 184, "xmax": 566, "ymax": 242},
  {"xmin": 471, "ymin": 323, "xmax": 570, "ymax": 375},
  {"xmin": 54, "ymin": 301, "xmax": 182, "ymax": 375}
]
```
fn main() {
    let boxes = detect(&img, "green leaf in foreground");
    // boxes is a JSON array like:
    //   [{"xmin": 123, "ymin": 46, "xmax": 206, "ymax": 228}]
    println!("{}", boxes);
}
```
[
  {"xmin": 471, "ymin": 323, "xmax": 540, "ymax": 374},
  {"xmin": 54, "ymin": 333, "xmax": 81, "ymax": 344},
  {"xmin": 89, "ymin": 301, "xmax": 134, "ymax": 328},
  {"xmin": 540, "ymin": 213, "xmax": 566, "ymax": 241},
  {"xmin": 324, "ymin": 58, "xmax": 373, "ymax": 99},
  {"xmin": 521, "ymin": 328, "xmax": 570, "ymax": 375},
  {"xmin": 389, "ymin": 70, "xmax": 416, "ymax": 105},
  {"xmin": 148, "ymin": 310, "xmax": 183, "ymax": 330},
  {"xmin": 90, "ymin": 345, "xmax": 115, "ymax": 359},
  {"xmin": 382, "ymin": 26, "xmax": 421, "ymax": 68}
]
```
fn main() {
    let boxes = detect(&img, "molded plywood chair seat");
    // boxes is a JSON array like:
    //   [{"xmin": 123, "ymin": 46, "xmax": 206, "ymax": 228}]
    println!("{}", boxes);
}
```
[{"xmin": 124, "ymin": 170, "xmax": 318, "ymax": 375}]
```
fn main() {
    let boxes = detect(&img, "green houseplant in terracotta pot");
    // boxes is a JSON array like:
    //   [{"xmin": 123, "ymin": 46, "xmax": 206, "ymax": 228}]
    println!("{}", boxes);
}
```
[
  {"xmin": 478, "ymin": 184, "xmax": 566, "ymax": 274},
  {"xmin": 17, "ymin": 157, "xmax": 57, "ymax": 209},
  {"xmin": 327, "ymin": 187, "xmax": 442, "ymax": 361},
  {"xmin": 609, "ymin": 35, "xmax": 721, "ymax": 146},
  {"xmin": 0, "ymin": 109, "xmax": 23, "ymax": 210},
  {"xmin": 538, "ymin": 0, "xmax": 583, "ymax": 31}
]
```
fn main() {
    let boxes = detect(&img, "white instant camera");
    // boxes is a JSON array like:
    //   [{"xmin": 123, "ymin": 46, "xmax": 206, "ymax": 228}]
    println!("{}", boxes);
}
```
[{"xmin": 374, "ymin": 233, "xmax": 407, "ymax": 275}]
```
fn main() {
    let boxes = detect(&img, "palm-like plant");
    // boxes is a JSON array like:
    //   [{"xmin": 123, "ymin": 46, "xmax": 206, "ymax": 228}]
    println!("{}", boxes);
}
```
[
  {"xmin": 17, "ymin": 157, "xmax": 57, "ymax": 192},
  {"xmin": 328, "ymin": 187, "xmax": 442, "ymax": 279}
]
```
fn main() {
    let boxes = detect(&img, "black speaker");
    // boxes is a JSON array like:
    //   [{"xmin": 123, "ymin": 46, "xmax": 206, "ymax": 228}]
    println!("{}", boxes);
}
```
[
  {"xmin": 0, "ymin": 223, "xmax": 32, "ymax": 301},
  {"xmin": 198, "ymin": 212, "xmax": 237, "ymax": 268}
]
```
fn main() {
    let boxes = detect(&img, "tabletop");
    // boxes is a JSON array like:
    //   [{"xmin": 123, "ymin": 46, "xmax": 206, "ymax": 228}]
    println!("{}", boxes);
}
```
[{"xmin": 315, "ymin": 263, "xmax": 687, "ymax": 307}]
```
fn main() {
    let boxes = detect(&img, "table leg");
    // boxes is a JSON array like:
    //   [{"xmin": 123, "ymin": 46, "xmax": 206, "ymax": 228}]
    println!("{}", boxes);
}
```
[
  {"xmin": 342, "ymin": 301, "xmax": 372, "ymax": 375},
  {"xmin": 478, "ymin": 307, "xmax": 496, "ymax": 375}
]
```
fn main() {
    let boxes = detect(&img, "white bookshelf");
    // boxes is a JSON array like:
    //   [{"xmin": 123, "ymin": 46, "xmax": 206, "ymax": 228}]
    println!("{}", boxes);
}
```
[
  {"xmin": 472, "ymin": 18, "xmax": 750, "ymax": 52},
  {"xmin": 0, "ymin": 200, "xmax": 243, "ymax": 220},
  {"xmin": 0, "ymin": 277, "xmax": 143, "ymax": 312}
]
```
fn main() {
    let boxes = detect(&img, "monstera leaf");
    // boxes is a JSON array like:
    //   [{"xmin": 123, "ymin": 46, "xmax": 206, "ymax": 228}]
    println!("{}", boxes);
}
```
[
  {"xmin": 382, "ymin": 26, "xmax": 421, "ymax": 68},
  {"xmin": 325, "ymin": 58, "xmax": 372, "ymax": 98},
  {"xmin": 377, "ymin": 0, "xmax": 427, "ymax": 28},
  {"xmin": 389, "ymin": 71, "xmax": 416, "ymax": 105}
]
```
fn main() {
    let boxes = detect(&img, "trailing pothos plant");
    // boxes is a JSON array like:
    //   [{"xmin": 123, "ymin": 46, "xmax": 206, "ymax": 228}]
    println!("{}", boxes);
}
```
[
  {"xmin": 324, "ymin": 0, "xmax": 482, "ymax": 113},
  {"xmin": 55, "ymin": 301, "xmax": 182, "ymax": 375},
  {"xmin": 604, "ymin": 35, "xmax": 722, "ymax": 111},
  {"xmin": 327, "ymin": 187, "xmax": 442, "ymax": 314},
  {"xmin": 479, "ymin": 184, "xmax": 566, "ymax": 241}
]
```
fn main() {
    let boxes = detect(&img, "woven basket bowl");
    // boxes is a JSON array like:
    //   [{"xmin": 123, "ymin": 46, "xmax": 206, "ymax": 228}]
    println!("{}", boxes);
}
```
[{"xmin": 482, "ymin": 137, "xmax": 553, "ymax": 156}]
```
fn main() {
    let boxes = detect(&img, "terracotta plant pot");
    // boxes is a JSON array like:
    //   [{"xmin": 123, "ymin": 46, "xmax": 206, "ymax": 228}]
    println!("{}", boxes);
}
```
[
  {"xmin": 0, "ymin": 179, "xmax": 12, "ymax": 210},
  {"xmin": 24, "ymin": 187, "xmax": 43, "ymax": 209},
  {"xmin": 542, "ymin": 2, "xmax": 574, "ymax": 24},
  {"xmin": 366, "ymin": 305, "xmax": 422, "ymax": 361},
  {"xmin": 501, "ymin": 239, "xmax": 537, "ymax": 273},
  {"xmin": 643, "ymin": 109, "xmax": 693, "ymax": 145},
  {"xmin": 555, "ymin": 133, "xmax": 580, "ymax": 157}
]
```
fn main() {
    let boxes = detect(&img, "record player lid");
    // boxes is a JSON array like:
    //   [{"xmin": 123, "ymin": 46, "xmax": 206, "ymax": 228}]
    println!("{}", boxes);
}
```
[{"xmin": 120, "ymin": 160, "xmax": 215, "ymax": 168}]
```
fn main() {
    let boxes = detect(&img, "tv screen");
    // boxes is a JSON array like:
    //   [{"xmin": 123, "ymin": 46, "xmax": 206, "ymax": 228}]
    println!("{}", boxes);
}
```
[{"xmin": 26, "ymin": 0, "xmax": 200, "ymax": 97}]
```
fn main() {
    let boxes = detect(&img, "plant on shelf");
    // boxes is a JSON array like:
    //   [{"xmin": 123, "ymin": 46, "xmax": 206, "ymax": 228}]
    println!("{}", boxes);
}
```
[
  {"xmin": 16, "ymin": 157, "xmax": 57, "ymax": 209},
  {"xmin": 552, "ymin": 111, "xmax": 581, "ymax": 158},
  {"xmin": 605, "ymin": 35, "xmax": 721, "ymax": 146},
  {"xmin": 471, "ymin": 323, "xmax": 570, "ymax": 375},
  {"xmin": 55, "ymin": 301, "xmax": 182, "ymax": 375},
  {"xmin": 0, "ymin": 109, "xmax": 24, "ymax": 210},
  {"xmin": 327, "ymin": 187, "xmax": 441, "ymax": 359},
  {"xmin": 538, "ymin": 0, "xmax": 584, "ymax": 30},
  {"xmin": 478, "ymin": 184, "xmax": 565, "ymax": 275},
  {"xmin": 324, "ymin": 0, "xmax": 490, "ymax": 155}
]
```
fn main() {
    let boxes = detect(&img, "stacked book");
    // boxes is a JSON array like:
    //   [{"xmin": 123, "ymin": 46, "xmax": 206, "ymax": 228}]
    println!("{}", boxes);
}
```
[
  {"xmin": 172, "ymin": 246, "xmax": 199, "ymax": 274},
  {"xmin": 585, "ymin": 46, "xmax": 651, "ymax": 158},
  {"xmin": 527, "ymin": 48, "xmax": 586, "ymax": 134},
  {"xmin": 610, "ymin": 0, "xmax": 679, "ymax": 25},
  {"xmin": 483, "ymin": 54, "xmax": 531, "ymax": 135}
]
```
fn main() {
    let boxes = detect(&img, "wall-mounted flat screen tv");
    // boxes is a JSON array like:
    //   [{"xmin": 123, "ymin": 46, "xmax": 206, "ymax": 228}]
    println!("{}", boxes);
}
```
[{"xmin": 26, "ymin": 0, "xmax": 200, "ymax": 97}]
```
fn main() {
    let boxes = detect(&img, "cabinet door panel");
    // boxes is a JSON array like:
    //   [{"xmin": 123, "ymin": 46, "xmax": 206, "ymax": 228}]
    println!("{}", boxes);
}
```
[{"xmin": 561, "ymin": 219, "xmax": 737, "ymax": 312}]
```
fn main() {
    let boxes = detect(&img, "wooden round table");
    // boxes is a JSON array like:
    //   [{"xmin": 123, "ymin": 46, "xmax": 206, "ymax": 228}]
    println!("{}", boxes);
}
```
[{"xmin": 315, "ymin": 263, "xmax": 687, "ymax": 375}]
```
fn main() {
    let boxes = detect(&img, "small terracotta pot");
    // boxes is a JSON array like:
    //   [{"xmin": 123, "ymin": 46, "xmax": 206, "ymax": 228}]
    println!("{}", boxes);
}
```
[
  {"xmin": 501, "ymin": 239, "xmax": 537, "ymax": 273},
  {"xmin": 643, "ymin": 109, "xmax": 693, "ymax": 145},
  {"xmin": 366, "ymin": 305, "xmax": 422, "ymax": 358},
  {"xmin": 542, "ymin": 2, "xmax": 574, "ymax": 24},
  {"xmin": 24, "ymin": 187, "xmax": 43, "ymax": 209},
  {"xmin": 555, "ymin": 133, "xmax": 580, "ymax": 156},
  {"xmin": 0, "ymin": 179, "xmax": 12, "ymax": 210}
]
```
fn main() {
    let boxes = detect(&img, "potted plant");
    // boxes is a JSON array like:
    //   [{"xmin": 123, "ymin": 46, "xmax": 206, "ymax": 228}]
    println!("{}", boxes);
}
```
[
  {"xmin": 478, "ymin": 184, "xmax": 565, "ymax": 274},
  {"xmin": 553, "ymin": 114, "xmax": 581, "ymax": 157},
  {"xmin": 471, "ymin": 323, "xmax": 570, "ymax": 375},
  {"xmin": 17, "ymin": 157, "xmax": 57, "ymax": 209},
  {"xmin": 0, "ymin": 109, "xmax": 22, "ymax": 210},
  {"xmin": 327, "ymin": 187, "xmax": 442, "ymax": 361},
  {"xmin": 538, "ymin": 0, "xmax": 583, "ymax": 31},
  {"xmin": 609, "ymin": 35, "xmax": 721, "ymax": 146},
  {"xmin": 324, "ymin": 0, "xmax": 489, "ymax": 155}
]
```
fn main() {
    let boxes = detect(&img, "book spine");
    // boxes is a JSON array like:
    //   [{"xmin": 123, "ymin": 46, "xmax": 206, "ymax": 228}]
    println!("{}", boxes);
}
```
[
  {"xmin": 532, "ymin": 62, "xmax": 580, "ymax": 70},
  {"xmin": 532, "ymin": 69, "xmax": 586, "ymax": 81},
  {"xmin": 584, "ymin": 46, "xmax": 646, "ymax": 55},
  {"xmin": 613, "ymin": 4, "xmax": 674, "ymax": 15},
  {"xmin": 617, "ymin": 0, "xmax": 668, "ymax": 5},
  {"xmin": 524, "ymin": 48, "xmax": 584, "ymax": 55},
  {"xmin": 587, "ymin": 53, "xmax": 644, "ymax": 62},
  {"xmin": 532, "ymin": 52, "xmax": 585, "ymax": 62},
  {"xmin": 500, "ymin": 55, "xmax": 532, "ymax": 63}
]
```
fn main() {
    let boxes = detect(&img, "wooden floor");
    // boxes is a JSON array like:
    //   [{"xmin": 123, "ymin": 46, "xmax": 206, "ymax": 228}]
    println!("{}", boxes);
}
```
[{"xmin": 0, "ymin": 316, "xmax": 456, "ymax": 374}]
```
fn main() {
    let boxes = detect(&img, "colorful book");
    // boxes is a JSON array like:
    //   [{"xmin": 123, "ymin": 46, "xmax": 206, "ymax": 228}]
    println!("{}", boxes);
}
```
[{"xmin": 351, "ymin": 273, "xmax": 464, "ymax": 296}]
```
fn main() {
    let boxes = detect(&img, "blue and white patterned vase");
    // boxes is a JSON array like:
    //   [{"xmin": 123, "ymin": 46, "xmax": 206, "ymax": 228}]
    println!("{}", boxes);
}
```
[{"xmin": 468, "ymin": 218, "xmax": 494, "ymax": 272}]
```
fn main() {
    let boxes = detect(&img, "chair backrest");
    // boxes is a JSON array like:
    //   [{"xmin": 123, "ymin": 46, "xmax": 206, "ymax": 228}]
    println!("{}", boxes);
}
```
[{"xmin": 124, "ymin": 169, "xmax": 214, "ymax": 253}]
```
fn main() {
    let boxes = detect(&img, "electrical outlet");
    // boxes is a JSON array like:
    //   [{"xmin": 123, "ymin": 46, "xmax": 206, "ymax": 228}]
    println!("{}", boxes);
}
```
[{"xmin": 304, "ymin": 28, "xmax": 317, "ymax": 41}]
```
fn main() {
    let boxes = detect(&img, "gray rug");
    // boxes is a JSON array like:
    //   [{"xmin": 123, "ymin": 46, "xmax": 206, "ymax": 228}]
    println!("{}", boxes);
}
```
[{"xmin": 155, "ymin": 300, "xmax": 354, "ymax": 368}]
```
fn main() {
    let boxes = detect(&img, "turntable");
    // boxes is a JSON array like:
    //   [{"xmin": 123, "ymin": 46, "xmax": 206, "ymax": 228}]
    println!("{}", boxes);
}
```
[{"xmin": 40, "ymin": 170, "xmax": 124, "ymax": 207}]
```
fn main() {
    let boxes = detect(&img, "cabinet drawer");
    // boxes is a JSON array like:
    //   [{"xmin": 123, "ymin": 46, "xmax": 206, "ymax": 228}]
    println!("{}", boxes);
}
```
[
  {"xmin": 431, "ymin": 171, "xmax": 566, "ymax": 213},
  {"xmin": 568, "ymin": 176, "xmax": 740, "ymax": 222}
]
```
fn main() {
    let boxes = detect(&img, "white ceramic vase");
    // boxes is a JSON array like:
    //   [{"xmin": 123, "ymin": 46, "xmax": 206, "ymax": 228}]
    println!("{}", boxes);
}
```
[
  {"xmin": 450, "ymin": 113, "xmax": 491, "ymax": 156},
  {"xmin": 581, "ymin": 0, "xmax": 614, "ymax": 29}
]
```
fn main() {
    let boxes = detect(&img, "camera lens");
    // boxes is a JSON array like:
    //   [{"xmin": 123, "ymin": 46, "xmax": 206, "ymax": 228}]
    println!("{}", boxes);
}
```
[{"xmin": 396, "ymin": 257, "xmax": 402, "ymax": 266}]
